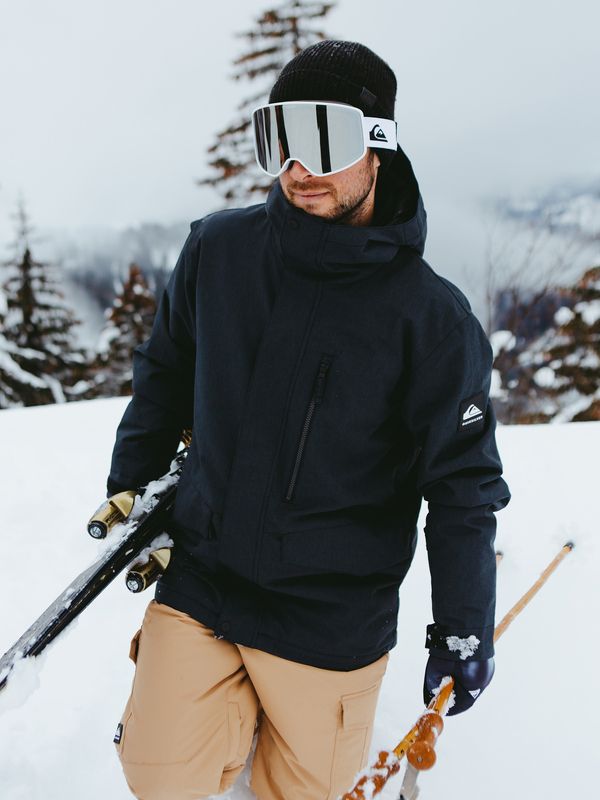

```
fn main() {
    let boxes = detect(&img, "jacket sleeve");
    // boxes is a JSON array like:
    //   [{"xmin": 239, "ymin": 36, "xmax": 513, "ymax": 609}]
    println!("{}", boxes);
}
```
[
  {"xmin": 105, "ymin": 223, "xmax": 200, "ymax": 497},
  {"xmin": 401, "ymin": 311, "xmax": 511, "ymax": 661}
]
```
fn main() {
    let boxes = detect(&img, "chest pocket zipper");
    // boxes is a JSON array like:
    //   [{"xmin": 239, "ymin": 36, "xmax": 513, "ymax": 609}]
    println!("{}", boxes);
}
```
[{"xmin": 284, "ymin": 354, "xmax": 333, "ymax": 502}]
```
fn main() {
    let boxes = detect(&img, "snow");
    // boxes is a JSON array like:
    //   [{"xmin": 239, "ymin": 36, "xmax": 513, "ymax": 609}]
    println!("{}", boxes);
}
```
[
  {"xmin": 445, "ymin": 635, "xmax": 480, "ymax": 660},
  {"xmin": 532, "ymin": 366, "xmax": 569, "ymax": 390},
  {"xmin": 554, "ymin": 305, "xmax": 575, "ymax": 326},
  {"xmin": 0, "ymin": 652, "xmax": 45, "ymax": 715},
  {"xmin": 131, "ymin": 532, "xmax": 174, "ymax": 567},
  {"xmin": 430, "ymin": 675, "xmax": 456, "ymax": 711},
  {"xmin": 0, "ymin": 399, "xmax": 598, "ymax": 800},
  {"xmin": 550, "ymin": 388, "xmax": 600, "ymax": 424},
  {"xmin": 96, "ymin": 324, "xmax": 120, "ymax": 354},
  {"xmin": 0, "ymin": 346, "xmax": 47, "ymax": 389},
  {"xmin": 545, "ymin": 192, "xmax": 600, "ymax": 238},
  {"xmin": 506, "ymin": 188, "xmax": 600, "ymax": 239},
  {"xmin": 575, "ymin": 298, "xmax": 600, "ymax": 326},
  {"xmin": 489, "ymin": 368, "xmax": 507, "ymax": 401},
  {"xmin": 579, "ymin": 350, "xmax": 600, "ymax": 369},
  {"xmin": 489, "ymin": 329, "xmax": 516, "ymax": 356},
  {"xmin": 44, "ymin": 373, "xmax": 66, "ymax": 404}
]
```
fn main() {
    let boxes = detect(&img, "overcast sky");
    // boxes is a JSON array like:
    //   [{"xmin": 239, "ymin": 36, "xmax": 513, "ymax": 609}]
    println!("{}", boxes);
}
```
[{"xmin": 0, "ymin": 0, "xmax": 598, "ymax": 300}]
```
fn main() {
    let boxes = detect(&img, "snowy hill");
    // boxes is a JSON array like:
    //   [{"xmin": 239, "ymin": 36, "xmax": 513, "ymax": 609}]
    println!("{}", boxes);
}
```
[
  {"xmin": 0, "ymin": 398, "xmax": 597, "ymax": 800},
  {"xmin": 502, "ymin": 181, "xmax": 600, "ymax": 240}
]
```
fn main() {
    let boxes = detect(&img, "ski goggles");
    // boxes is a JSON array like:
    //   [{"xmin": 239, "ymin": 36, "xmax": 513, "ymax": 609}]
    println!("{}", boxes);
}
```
[{"xmin": 251, "ymin": 100, "xmax": 398, "ymax": 177}]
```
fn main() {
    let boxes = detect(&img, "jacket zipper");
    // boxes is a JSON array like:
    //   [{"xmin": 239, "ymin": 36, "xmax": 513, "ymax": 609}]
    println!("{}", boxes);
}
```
[{"xmin": 284, "ymin": 355, "xmax": 332, "ymax": 502}]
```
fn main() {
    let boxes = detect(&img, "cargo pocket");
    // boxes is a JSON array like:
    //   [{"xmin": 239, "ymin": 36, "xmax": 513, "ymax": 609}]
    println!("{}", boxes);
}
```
[
  {"xmin": 129, "ymin": 628, "xmax": 142, "ymax": 664},
  {"xmin": 328, "ymin": 680, "xmax": 383, "ymax": 800},
  {"xmin": 224, "ymin": 701, "xmax": 243, "ymax": 770},
  {"xmin": 113, "ymin": 627, "xmax": 142, "ymax": 757}
]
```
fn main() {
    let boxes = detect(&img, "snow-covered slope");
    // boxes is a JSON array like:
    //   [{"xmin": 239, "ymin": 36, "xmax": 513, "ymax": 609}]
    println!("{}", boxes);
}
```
[
  {"xmin": 0, "ymin": 399, "xmax": 597, "ymax": 800},
  {"xmin": 504, "ymin": 182, "xmax": 600, "ymax": 239}
]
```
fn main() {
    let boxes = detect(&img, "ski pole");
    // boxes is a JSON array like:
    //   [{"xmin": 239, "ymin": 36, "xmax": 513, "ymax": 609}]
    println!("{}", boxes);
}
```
[
  {"xmin": 341, "ymin": 541, "xmax": 574, "ymax": 800},
  {"xmin": 493, "ymin": 541, "xmax": 572, "ymax": 642},
  {"xmin": 396, "ymin": 541, "xmax": 574, "ymax": 798},
  {"xmin": 342, "ymin": 551, "xmax": 504, "ymax": 799}
]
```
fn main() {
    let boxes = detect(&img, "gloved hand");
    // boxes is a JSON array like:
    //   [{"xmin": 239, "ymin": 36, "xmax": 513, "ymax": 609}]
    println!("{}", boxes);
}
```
[{"xmin": 423, "ymin": 655, "xmax": 495, "ymax": 716}]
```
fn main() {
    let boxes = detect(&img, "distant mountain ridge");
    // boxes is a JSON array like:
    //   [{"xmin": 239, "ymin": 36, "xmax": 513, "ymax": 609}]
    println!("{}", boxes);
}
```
[{"xmin": 500, "ymin": 180, "xmax": 600, "ymax": 239}]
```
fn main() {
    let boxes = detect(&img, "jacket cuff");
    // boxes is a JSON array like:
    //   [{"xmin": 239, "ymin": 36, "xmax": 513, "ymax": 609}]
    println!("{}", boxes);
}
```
[
  {"xmin": 425, "ymin": 622, "xmax": 495, "ymax": 661},
  {"xmin": 106, "ymin": 477, "xmax": 138, "ymax": 498}
]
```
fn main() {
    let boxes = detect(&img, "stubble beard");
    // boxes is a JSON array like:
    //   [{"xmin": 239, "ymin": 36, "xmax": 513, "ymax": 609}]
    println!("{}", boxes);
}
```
[
  {"xmin": 322, "ymin": 171, "xmax": 377, "ymax": 225},
  {"xmin": 284, "ymin": 156, "xmax": 377, "ymax": 225}
]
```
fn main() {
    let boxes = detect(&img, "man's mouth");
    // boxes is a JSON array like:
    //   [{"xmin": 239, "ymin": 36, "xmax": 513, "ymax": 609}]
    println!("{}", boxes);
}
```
[{"xmin": 293, "ymin": 190, "xmax": 329, "ymax": 198}]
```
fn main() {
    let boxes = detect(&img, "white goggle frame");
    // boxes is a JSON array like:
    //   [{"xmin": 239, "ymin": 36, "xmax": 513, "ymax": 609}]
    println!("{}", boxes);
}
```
[{"xmin": 251, "ymin": 100, "xmax": 397, "ymax": 178}]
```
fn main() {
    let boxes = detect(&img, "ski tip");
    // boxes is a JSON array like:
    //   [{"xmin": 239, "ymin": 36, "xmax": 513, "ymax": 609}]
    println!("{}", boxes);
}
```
[{"xmin": 564, "ymin": 541, "xmax": 575, "ymax": 550}]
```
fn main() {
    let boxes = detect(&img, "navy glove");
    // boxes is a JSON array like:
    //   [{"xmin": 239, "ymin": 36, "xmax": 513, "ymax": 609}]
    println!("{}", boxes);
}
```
[{"xmin": 423, "ymin": 655, "xmax": 495, "ymax": 716}]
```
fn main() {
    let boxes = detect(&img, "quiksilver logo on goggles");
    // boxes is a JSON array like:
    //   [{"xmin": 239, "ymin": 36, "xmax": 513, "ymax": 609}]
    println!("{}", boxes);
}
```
[{"xmin": 369, "ymin": 124, "xmax": 388, "ymax": 142}]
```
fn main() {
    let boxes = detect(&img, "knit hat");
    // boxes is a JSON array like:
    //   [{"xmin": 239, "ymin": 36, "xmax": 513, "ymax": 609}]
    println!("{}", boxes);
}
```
[{"xmin": 269, "ymin": 40, "xmax": 398, "ymax": 176}]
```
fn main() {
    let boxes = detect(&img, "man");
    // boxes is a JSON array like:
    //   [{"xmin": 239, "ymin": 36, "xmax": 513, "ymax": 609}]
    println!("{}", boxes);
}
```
[{"xmin": 107, "ymin": 40, "xmax": 511, "ymax": 800}]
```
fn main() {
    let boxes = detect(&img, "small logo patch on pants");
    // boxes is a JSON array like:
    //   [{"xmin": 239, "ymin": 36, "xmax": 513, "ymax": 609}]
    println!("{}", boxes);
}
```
[{"xmin": 113, "ymin": 722, "xmax": 123, "ymax": 744}]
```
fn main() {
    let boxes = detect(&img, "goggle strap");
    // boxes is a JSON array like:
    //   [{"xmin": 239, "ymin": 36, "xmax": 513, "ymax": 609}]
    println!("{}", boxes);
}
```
[{"xmin": 362, "ymin": 117, "xmax": 398, "ymax": 151}]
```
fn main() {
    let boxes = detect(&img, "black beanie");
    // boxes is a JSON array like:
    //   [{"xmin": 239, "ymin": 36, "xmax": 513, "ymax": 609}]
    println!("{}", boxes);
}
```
[{"xmin": 269, "ymin": 39, "xmax": 398, "ymax": 176}]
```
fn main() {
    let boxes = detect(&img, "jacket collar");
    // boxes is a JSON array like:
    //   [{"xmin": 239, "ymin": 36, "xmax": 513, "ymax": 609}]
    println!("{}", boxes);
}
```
[{"xmin": 265, "ymin": 145, "xmax": 427, "ymax": 279}]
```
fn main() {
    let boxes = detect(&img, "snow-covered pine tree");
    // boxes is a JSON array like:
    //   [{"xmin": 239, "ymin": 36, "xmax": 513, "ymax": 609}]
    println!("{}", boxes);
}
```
[
  {"xmin": 493, "ymin": 265, "xmax": 600, "ymax": 423},
  {"xmin": 89, "ymin": 263, "xmax": 157, "ymax": 397},
  {"xmin": 0, "ymin": 207, "xmax": 87, "ymax": 408},
  {"xmin": 0, "ymin": 284, "xmax": 49, "ymax": 408},
  {"xmin": 197, "ymin": 0, "xmax": 337, "ymax": 207}
]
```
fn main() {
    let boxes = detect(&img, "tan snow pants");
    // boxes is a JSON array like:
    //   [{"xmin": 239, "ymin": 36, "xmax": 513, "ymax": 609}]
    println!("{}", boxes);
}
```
[{"xmin": 114, "ymin": 599, "xmax": 389, "ymax": 800}]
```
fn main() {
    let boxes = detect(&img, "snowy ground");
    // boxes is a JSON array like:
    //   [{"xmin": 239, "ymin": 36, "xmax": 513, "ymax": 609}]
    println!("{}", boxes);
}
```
[{"xmin": 0, "ymin": 398, "xmax": 597, "ymax": 800}]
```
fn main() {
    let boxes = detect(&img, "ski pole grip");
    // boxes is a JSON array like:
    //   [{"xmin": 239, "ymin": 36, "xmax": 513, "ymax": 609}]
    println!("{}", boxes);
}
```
[
  {"xmin": 405, "ymin": 676, "xmax": 454, "ymax": 771},
  {"xmin": 406, "ymin": 711, "xmax": 444, "ymax": 770}
]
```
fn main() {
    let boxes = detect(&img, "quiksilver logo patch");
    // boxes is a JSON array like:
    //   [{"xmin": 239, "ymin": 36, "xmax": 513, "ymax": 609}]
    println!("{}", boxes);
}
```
[
  {"xmin": 463, "ymin": 403, "xmax": 482, "ymax": 421},
  {"xmin": 113, "ymin": 722, "xmax": 123, "ymax": 744},
  {"xmin": 458, "ymin": 392, "xmax": 486, "ymax": 432}
]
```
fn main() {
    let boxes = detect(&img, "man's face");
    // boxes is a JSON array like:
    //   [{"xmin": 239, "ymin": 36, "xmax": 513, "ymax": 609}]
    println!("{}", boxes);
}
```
[{"xmin": 279, "ymin": 149, "xmax": 380, "ymax": 226}]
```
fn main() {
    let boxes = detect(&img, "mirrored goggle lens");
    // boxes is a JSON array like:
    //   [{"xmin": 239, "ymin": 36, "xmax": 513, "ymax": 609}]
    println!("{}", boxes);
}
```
[{"xmin": 252, "ymin": 103, "xmax": 365, "ymax": 177}]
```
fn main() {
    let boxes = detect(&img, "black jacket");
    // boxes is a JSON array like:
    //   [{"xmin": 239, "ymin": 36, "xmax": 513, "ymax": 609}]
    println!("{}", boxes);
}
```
[{"xmin": 107, "ymin": 146, "xmax": 511, "ymax": 670}]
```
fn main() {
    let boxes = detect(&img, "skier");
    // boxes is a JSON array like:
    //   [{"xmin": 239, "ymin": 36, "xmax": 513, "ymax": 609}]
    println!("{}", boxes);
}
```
[{"xmin": 106, "ymin": 40, "xmax": 511, "ymax": 800}]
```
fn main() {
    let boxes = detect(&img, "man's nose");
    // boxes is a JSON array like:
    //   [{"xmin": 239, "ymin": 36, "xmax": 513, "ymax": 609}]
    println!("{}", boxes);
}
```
[{"xmin": 286, "ymin": 159, "xmax": 314, "ymax": 179}]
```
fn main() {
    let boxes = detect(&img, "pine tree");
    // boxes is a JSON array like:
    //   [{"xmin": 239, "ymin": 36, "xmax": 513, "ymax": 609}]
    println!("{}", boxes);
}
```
[
  {"xmin": 531, "ymin": 265, "xmax": 600, "ymax": 421},
  {"xmin": 197, "ymin": 1, "xmax": 337, "ymax": 207},
  {"xmin": 493, "ymin": 265, "xmax": 600, "ymax": 423},
  {"xmin": 0, "ymin": 330, "xmax": 50, "ymax": 409},
  {"xmin": 89, "ymin": 263, "xmax": 157, "ymax": 397},
  {"xmin": 0, "ymin": 203, "xmax": 87, "ymax": 408}
]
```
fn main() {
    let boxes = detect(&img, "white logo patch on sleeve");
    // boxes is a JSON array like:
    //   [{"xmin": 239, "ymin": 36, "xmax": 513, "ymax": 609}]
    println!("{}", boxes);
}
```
[
  {"xmin": 458, "ymin": 391, "xmax": 486, "ymax": 432},
  {"xmin": 463, "ymin": 403, "xmax": 482, "ymax": 421}
]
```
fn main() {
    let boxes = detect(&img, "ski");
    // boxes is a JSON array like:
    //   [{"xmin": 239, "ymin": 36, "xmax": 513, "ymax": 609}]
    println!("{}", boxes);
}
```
[{"xmin": 0, "ymin": 447, "xmax": 187, "ymax": 695}]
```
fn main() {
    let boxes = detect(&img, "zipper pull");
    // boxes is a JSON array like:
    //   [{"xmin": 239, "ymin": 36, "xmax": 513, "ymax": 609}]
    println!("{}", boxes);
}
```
[{"xmin": 312, "ymin": 357, "xmax": 332, "ymax": 404}]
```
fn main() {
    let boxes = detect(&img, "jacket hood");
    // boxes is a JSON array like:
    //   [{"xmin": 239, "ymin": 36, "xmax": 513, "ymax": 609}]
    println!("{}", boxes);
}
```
[{"xmin": 265, "ymin": 144, "xmax": 427, "ymax": 279}]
